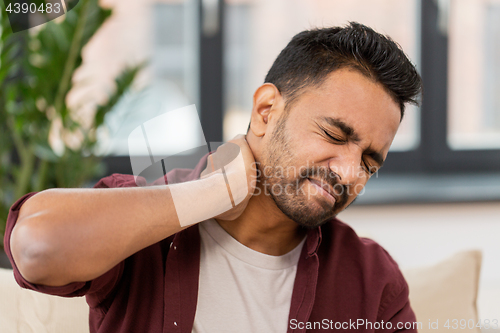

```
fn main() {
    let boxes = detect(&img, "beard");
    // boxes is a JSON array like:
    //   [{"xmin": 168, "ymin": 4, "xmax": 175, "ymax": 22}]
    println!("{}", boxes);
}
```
[{"xmin": 259, "ymin": 113, "xmax": 348, "ymax": 228}]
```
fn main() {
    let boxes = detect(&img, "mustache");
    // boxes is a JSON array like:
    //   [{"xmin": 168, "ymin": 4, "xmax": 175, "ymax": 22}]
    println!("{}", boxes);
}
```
[{"xmin": 298, "ymin": 166, "xmax": 348, "ymax": 206}]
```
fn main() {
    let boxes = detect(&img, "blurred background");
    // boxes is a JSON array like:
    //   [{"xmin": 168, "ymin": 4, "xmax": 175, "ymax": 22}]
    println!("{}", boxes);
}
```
[{"xmin": 1, "ymin": 0, "xmax": 499, "ymax": 325}]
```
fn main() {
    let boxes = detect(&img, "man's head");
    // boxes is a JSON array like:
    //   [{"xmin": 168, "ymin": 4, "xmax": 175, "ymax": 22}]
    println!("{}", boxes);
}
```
[
  {"xmin": 246, "ymin": 22, "xmax": 422, "ymax": 228},
  {"xmin": 264, "ymin": 22, "xmax": 422, "ymax": 118}
]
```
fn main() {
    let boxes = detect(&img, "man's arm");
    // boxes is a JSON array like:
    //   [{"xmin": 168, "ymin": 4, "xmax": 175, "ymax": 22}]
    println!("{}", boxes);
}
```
[
  {"xmin": 10, "ymin": 135, "xmax": 256, "ymax": 288},
  {"xmin": 11, "ymin": 185, "xmax": 184, "ymax": 287}
]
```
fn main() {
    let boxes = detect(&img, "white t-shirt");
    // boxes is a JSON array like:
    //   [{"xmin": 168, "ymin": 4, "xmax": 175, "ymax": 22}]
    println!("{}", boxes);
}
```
[{"xmin": 192, "ymin": 219, "xmax": 306, "ymax": 333}]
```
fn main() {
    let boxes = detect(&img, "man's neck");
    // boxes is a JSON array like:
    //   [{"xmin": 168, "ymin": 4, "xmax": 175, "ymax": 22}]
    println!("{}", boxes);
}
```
[{"xmin": 216, "ymin": 186, "xmax": 307, "ymax": 256}]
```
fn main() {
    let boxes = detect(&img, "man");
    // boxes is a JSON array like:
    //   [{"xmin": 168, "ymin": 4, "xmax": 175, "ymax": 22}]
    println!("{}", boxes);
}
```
[{"xmin": 5, "ymin": 22, "xmax": 422, "ymax": 332}]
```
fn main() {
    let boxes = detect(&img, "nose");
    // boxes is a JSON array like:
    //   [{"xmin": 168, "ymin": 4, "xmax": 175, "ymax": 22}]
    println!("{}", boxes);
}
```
[{"xmin": 328, "ymin": 152, "xmax": 364, "ymax": 187}]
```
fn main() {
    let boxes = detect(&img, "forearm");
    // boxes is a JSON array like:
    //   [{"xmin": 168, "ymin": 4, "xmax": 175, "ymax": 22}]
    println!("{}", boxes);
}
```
[{"xmin": 11, "ymin": 185, "xmax": 183, "ymax": 286}]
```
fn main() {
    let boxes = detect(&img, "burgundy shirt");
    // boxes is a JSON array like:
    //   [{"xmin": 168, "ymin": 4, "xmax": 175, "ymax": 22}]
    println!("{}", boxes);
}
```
[{"xmin": 4, "ymin": 158, "xmax": 417, "ymax": 333}]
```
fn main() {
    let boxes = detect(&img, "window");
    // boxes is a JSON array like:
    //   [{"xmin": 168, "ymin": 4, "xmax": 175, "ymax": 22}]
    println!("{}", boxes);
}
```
[
  {"xmin": 94, "ymin": 0, "xmax": 500, "ymax": 202},
  {"xmin": 448, "ymin": 0, "xmax": 500, "ymax": 150},
  {"xmin": 223, "ymin": 0, "xmax": 421, "ymax": 151}
]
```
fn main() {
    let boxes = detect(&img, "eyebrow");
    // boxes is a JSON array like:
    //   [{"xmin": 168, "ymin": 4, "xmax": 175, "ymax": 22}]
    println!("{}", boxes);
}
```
[
  {"xmin": 320, "ymin": 116, "xmax": 360, "ymax": 141},
  {"xmin": 318, "ymin": 116, "xmax": 385, "ymax": 167}
]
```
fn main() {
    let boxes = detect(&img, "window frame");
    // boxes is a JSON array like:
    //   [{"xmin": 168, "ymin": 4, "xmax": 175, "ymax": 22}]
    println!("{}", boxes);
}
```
[{"xmin": 383, "ymin": 0, "xmax": 500, "ymax": 175}]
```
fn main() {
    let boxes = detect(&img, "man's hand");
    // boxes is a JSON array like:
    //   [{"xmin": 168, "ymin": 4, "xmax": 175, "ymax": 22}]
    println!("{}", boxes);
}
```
[{"xmin": 200, "ymin": 134, "xmax": 257, "ymax": 221}]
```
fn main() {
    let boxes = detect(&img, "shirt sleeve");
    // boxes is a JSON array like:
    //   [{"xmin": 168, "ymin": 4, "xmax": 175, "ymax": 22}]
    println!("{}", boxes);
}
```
[
  {"xmin": 376, "ymin": 271, "xmax": 419, "ymax": 333},
  {"xmin": 3, "ymin": 174, "xmax": 136, "ymax": 302}
]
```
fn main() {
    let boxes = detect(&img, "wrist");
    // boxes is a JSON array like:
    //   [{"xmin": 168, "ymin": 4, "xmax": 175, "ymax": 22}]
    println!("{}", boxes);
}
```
[{"xmin": 169, "ymin": 173, "xmax": 233, "ymax": 227}]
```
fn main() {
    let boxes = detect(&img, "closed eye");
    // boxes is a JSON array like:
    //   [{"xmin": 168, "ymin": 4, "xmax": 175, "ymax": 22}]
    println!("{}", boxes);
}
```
[
  {"xmin": 362, "ymin": 159, "xmax": 380, "ymax": 176},
  {"xmin": 322, "ymin": 128, "xmax": 345, "ymax": 143}
]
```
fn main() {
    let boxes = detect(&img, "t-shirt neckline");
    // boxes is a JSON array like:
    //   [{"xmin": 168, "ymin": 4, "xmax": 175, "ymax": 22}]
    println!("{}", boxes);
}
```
[{"xmin": 199, "ymin": 219, "xmax": 306, "ymax": 270}]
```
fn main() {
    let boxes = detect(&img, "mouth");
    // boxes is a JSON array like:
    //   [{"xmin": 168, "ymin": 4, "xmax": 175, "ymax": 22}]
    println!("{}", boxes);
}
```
[{"xmin": 307, "ymin": 178, "xmax": 337, "ymax": 205}]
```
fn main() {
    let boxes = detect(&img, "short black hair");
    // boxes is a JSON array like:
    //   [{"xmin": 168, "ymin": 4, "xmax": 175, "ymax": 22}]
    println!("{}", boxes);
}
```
[{"xmin": 263, "ymin": 22, "xmax": 422, "ymax": 118}]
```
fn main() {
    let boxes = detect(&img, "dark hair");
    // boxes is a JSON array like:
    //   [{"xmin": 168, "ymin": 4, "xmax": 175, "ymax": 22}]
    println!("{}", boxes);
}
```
[{"xmin": 264, "ymin": 22, "xmax": 422, "ymax": 118}]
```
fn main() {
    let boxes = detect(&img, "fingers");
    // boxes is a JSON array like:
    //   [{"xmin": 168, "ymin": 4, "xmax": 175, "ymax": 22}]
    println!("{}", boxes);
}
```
[
  {"xmin": 200, "ymin": 142, "xmax": 241, "ymax": 179},
  {"xmin": 230, "ymin": 134, "xmax": 246, "ymax": 142},
  {"xmin": 212, "ymin": 142, "xmax": 241, "ymax": 170}
]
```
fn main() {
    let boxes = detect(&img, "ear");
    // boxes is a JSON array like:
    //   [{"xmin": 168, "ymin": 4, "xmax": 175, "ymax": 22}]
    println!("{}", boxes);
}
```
[{"xmin": 249, "ymin": 83, "xmax": 283, "ymax": 137}]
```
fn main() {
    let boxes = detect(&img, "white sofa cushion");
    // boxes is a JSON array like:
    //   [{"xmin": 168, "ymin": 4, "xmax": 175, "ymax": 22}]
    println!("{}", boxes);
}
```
[
  {"xmin": 0, "ymin": 268, "xmax": 90, "ymax": 333},
  {"xmin": 402, "ymin": 250, "xmax": 482, "ymax": 333}
]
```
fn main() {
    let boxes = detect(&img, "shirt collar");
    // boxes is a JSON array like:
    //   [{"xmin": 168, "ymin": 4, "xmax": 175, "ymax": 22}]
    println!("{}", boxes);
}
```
[{"xmin": 305, "ymin": 226, "xmax": 322, "ymax": 257}]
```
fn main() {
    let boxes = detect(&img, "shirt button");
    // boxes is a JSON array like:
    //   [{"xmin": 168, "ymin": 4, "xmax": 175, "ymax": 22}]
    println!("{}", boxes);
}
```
[
  {"xmin": 174, "ymin": 246, "xmax": 177, "ymax": 250},
  {"xmin": 174, "ymin": 322, "xmax": 177, "ymax": 326}
]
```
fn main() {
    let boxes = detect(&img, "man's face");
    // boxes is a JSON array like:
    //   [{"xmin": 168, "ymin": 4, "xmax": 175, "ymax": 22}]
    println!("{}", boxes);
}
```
[{"xmin": 258, "ymin": 68, "xmax": 401, "ymax": 228}]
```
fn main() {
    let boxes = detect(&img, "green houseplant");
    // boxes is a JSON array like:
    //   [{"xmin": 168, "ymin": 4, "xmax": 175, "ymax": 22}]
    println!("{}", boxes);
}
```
[{"xmin": 0, "ymin": 0, "xmax": 141, "ymax": 249}]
